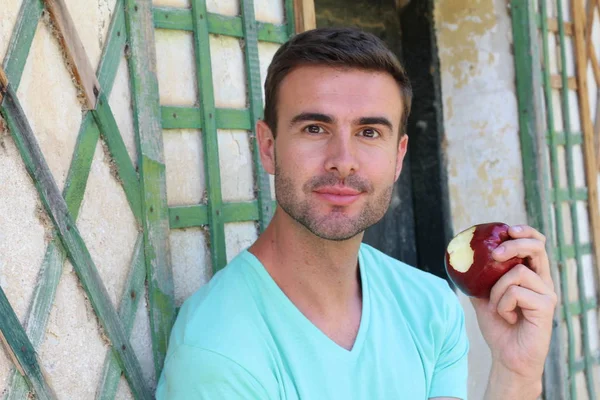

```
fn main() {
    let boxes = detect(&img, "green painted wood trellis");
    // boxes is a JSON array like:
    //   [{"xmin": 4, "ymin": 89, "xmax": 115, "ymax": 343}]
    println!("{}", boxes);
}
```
[
  {"xmin": 0, "ymin": 0, "xmax": 295, "ymax": 397},
  {"xmin": 512, "ymin": 0, "xmax": 600, "ymax": 398}
]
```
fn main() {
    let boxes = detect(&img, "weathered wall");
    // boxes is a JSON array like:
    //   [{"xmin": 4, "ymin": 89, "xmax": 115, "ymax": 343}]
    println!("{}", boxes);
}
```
[
  {"xmin": 434, "ymin": 0, "xmax": 527, "ymax": 398},
  {"xmin": 1, "ymin": 0, "xmax": 287, "ymax": 397},
  {"xmin": 0, "ymin": 0, "xmax": 151, "ymax": 397}
]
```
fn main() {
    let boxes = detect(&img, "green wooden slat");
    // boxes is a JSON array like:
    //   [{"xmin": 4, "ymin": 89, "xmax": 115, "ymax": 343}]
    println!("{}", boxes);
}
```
[
  {"xmin": 547, "ymin": 131, "xmax": 584, "ymax": 146},
  {"xmin": 161, "ymin": 106, "xmax": 252, "ymax": 130},
  {"xmin": 191, "ymin": 0, "xmax": 227, "ymax": 271},
  {"xmin": 97, "ymin": 2, "xmax": 127, "ymax": 92},
  {"xmin": 257, "ymin": 21, "xmax": 288, "ymax": 44},
  {"xmin": 555, "ymin": 0, "xmax": 597, "ymax": 394},
  {"xmin": 92, "ymin": 93, "xmax": 143, "ymax": 222},
  {"xmin": 537, "ymin": 0, "xmax": 578, "ymax": 398},
  {"xmin": 96, "ymin": 234, "xmax": 146, "ymax": 400},
  {"xmin": 241, "ymin": 0, "xmax": 274, "ymax": 232},
  {"xmin": 6, "ymin": 4, "xmax": 128, "ymax": 397},
  {"xmin": 562, "ymin": 297, "xmax": 598, "ymax": 318},
  {"xmin": 554, "ymin": 243, "xmax": 593, "ymax": 260},
  {"xmin": 0, "ymin": 286, "xmax": 56, "ymax": 399},
  {"xmin": 153, "ymin": 6, "xmax": 193, "ymax": 31},
  {"xmin": 63, "ymin": 115, "xmax": 101, "ymax": 217},
  {"xmin": 152, "ymin": 6, "xmax": 288, "ymax": 43},
  {"xmin": 216, "ymin": 108, "xmax": 253, "ymax": 130},
  {"xmin": 0, "ymin": 80, "xmax": 152, "ymax": 399},
  {"xmin": 169, "ymin": 205, "xmax": 209, "ymax": 228},
  {"xmin": 552, "ymin": 187, "xmax": 588, "ymax": 203},
  {"xmin": 573, "ymin": 352, "xmax": 600, "ymax": 372},
  {"xmin": 168, "ymin": 201, "xmax": 268, "ymax": 229},
  {"xmin": 284, "ymin": 0, "xmax": 295, "ymax": 36},
  {"xmin": 124, "ymin": 0, "xmax": 176, "ymax": 380},
  {"xmin": 510, "ymin": 2, "xmax": 567, "ymax": 397},
  {"xmin": 2, "ymin": 0, "xmax": 44, "ymax": 88}
]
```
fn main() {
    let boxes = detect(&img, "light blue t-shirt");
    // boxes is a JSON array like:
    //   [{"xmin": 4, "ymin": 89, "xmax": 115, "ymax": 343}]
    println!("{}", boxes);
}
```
[{"xmin": 156, "ymin": 244, "xmax": 469, "ymax": 399}]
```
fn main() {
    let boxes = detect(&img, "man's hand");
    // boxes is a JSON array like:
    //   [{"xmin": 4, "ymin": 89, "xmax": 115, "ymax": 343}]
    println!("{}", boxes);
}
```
[{"xmin": 470, "ymin": 225, "xmax": 558, "ymax": 400}]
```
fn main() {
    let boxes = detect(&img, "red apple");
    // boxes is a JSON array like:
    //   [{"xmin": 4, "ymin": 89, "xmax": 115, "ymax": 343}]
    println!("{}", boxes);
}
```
[{"xmin": 444, "ymin": 222, "xmax": 525, "ymax": 298}]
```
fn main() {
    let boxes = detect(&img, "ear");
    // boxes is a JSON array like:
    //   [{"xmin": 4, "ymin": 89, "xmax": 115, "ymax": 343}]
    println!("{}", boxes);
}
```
[
  {"xmin": 256, "ymin": 119, "xmax": 276, "ymax": 175},
  {"xmin": 394, "ymin": 134, "xmax": 408, "ymax": 182}
]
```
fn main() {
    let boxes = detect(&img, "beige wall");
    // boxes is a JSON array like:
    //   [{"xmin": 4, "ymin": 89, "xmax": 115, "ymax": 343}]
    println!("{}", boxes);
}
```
[{"xmin": 435, "ymin": 0, "xmax": 527, "ymax": 398}]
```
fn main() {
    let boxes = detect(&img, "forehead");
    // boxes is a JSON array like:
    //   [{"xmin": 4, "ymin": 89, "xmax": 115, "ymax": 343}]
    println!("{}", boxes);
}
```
[{"xmin": 277, "ymin": 65, "xmax": 403, "ymax": 124}]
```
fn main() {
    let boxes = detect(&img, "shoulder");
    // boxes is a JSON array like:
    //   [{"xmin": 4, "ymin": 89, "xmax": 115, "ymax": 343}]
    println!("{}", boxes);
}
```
[
  {"xmin": 164, "ymin": 251, "xmax": 277, "ymax": 389},
  {"xmin": 157, "ymin": 344, "xmax": 270, "ymax": 399}
]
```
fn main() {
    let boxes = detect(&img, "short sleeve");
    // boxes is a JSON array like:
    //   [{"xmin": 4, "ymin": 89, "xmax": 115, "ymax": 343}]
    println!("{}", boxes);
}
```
[
  {"xmin": 156, "ymin": 344, "xmax": 270, "ymax": 399},
  {"xmin": 428, "ymin": 286, "xmax": 470, "ymax": 399}
]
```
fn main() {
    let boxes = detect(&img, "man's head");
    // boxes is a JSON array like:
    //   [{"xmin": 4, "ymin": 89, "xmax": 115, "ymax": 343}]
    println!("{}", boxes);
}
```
[
  {"xmin": 263, "ymin": 27, "xmax": 412, "ymax": 137},
  {"xmin": 257, "ymin": 27, "xmax": 412, "ymax": 241}
]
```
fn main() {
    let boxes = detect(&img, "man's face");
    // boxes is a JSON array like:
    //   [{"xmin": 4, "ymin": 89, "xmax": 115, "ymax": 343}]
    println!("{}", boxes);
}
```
[{"xmin": 258, "ymin": 65, "xmax": 408, "ymax": 241}]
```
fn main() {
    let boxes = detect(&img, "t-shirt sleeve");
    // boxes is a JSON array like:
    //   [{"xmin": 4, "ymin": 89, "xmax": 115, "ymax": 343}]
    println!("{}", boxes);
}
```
[
  {"xmin": 156, "ymin": 344, "xmax": 271, "ymax": 399},
  {"xmin": 428, "ymin": 285, "xmax": 470, "ymax": 400}
]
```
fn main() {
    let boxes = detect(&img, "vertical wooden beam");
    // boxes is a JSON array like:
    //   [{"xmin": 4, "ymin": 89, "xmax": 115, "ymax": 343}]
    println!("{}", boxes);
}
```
[
  {"xmin": 241, "ymin": 0, "xmax": 273, "ymax": 232},
  {"xmin": 191, "ymin": 0, "xmax": 228, "ymax": 271},
  {"xmin": 123, "ymin": 0, "xmax": 176, "ymax": 378},
  {"xmin": 293, "ymin": 0, "xmax": 316, "ymax": 33},
  {"xmin": 573, "ymin": 0, "xmax": 600, "ymax": 311},
  {"xmin": 43, "ymin": 0, "xmax": 101, "ymax": 109},
  {"xmin": 511, "ymin": 0, "xmax": 568, "ymax": 398}
]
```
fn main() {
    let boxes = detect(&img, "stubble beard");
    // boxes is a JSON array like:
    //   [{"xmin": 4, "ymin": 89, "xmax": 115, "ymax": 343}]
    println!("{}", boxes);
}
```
[{"xmin": 274, "ymin": 160, "xmax": 394, "ymax": 241}]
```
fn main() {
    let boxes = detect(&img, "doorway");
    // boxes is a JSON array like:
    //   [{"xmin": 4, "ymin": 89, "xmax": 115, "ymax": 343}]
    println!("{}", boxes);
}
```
[{"xmin": 314, "ymin": 0, "xmax": 452, "ymax": 280}]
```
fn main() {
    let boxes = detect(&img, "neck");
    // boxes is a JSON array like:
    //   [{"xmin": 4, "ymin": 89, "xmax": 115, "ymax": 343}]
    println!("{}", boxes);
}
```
[{"xmin": 249, "ymin": 207, "xmax": 363, "ymax": 336}]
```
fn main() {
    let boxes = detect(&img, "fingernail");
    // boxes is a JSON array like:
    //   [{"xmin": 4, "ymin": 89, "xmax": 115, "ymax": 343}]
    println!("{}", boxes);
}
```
[
  {"xmin": 494, "ymin": 245, "xmax": 505, "ymax": 255},
  {"xmin": 512, "ymin": 225, "xmax": 523, "ymax": 232}
]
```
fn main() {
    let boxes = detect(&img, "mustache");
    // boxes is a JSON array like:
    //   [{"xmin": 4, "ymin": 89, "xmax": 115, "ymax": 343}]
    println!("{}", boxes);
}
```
[{"xmin": 304, "ymin": 174, "xmax": 373, "ymax": 193}]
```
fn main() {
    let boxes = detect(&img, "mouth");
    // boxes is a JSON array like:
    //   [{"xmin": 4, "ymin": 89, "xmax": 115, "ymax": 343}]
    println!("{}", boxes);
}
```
[{"xmin": 313, "ymin": 186, "xmax": 363, "ymax": 206}]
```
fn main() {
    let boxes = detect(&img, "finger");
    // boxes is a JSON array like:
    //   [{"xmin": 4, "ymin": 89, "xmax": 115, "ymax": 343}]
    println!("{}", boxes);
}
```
[
  {"xmin": 507, "ymin": 225, "xmax": 546, "ymax": 243},
  {"xmin": 496, "ymin": 285, "xmax": 557, "ymax": 325},
  {"xmin": 493, "ymin": 238, "xmax": 553, "ymax": 290},
  {"xmin": 492, "ymin": 238, "xmax": 546, "ymax": 262},
  {"xmin": 489, "ymin": 264, "xmax": 551, "ymax": 309}
]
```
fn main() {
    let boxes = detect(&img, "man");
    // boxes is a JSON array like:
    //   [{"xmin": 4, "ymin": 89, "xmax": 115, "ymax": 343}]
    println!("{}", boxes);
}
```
[{"xmin": 156, "ymin": 27, "xmax": 557, "ymax": 399}]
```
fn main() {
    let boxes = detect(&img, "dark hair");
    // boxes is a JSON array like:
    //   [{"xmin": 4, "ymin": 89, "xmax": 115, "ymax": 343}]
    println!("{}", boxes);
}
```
[{"xmin": 263, "ymin": 27, "xmax": 413, "ymax": 137}]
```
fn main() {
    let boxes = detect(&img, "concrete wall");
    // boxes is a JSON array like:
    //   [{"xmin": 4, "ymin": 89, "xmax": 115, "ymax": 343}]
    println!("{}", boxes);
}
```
[{"xmin": 434, "ymin": 0, "xmax": 527, "ymax": 398}]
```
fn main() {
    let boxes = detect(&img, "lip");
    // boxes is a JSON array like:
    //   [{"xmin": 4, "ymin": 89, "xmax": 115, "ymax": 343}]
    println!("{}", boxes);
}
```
[{"xmin": 313, "ymin": 186, "xmax": 363, "ymax": 206}]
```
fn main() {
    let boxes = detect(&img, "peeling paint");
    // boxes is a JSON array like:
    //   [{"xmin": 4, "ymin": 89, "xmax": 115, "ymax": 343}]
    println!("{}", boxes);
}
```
[{"xmin": 435, "ymin": 0, "xmax": 497, "ymax": 88}]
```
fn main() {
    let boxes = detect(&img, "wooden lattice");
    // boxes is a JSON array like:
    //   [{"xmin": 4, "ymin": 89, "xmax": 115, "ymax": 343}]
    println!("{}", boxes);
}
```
[{"xmin": 0, "ymin": 0, "xmax": 303, "ymax": 398}]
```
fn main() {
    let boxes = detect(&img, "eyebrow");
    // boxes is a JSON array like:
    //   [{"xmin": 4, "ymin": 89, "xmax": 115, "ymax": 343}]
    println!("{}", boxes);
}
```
[
  {"xmin": 290, "ymin": 112, "xmax": 334, "ymax": 127},
  {"xmin": 356, "ymin": 117, "xmax": 393, "ymax": 131},
  {"xmin": 289, "ymin": 113, "xmax": 394, "ymax": 131}
]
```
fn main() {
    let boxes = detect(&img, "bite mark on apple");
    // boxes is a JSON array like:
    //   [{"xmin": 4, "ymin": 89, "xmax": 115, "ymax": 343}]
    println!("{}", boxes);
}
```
[{"xmin": 447, "ymin": 226, "xmax": 476, "ymax": 273}]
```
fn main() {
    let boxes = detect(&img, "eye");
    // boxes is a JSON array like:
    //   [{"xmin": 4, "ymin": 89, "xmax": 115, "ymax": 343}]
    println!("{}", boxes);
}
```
[
  {"xmin": 359, "ymin": 128, "xmax": 380, "ymax": 139},
  {"xmin": 304, "ymin": 125, "xmax": 325, "ymax": 135}
]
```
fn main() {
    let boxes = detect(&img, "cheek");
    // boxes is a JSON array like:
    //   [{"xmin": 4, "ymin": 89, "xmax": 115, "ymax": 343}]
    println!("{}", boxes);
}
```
[
  {"xmin": 279, "ymin": 143, "xmax": 324, "ymax": 172},
  {"xmin": 359, "ymin": 149, "xmax": 397, "ymax": 179}
]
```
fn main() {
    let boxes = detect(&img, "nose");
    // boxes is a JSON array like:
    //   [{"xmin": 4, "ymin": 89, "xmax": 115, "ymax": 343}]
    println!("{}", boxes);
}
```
[{"xmin": 323, "ymin": 133, "xmax": 358, "ymax": 179}]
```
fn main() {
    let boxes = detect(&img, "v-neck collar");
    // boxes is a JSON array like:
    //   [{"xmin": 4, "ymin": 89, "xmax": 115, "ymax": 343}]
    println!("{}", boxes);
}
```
[{"xmin": 241, "ymin": 246, "xmax": 371, "ymax": 358}]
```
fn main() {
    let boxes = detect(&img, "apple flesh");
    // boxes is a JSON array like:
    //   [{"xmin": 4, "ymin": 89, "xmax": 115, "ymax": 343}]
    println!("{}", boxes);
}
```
[{"xmin": 444, "ymin": 222, "xmax": 525, "ymax": 298}]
